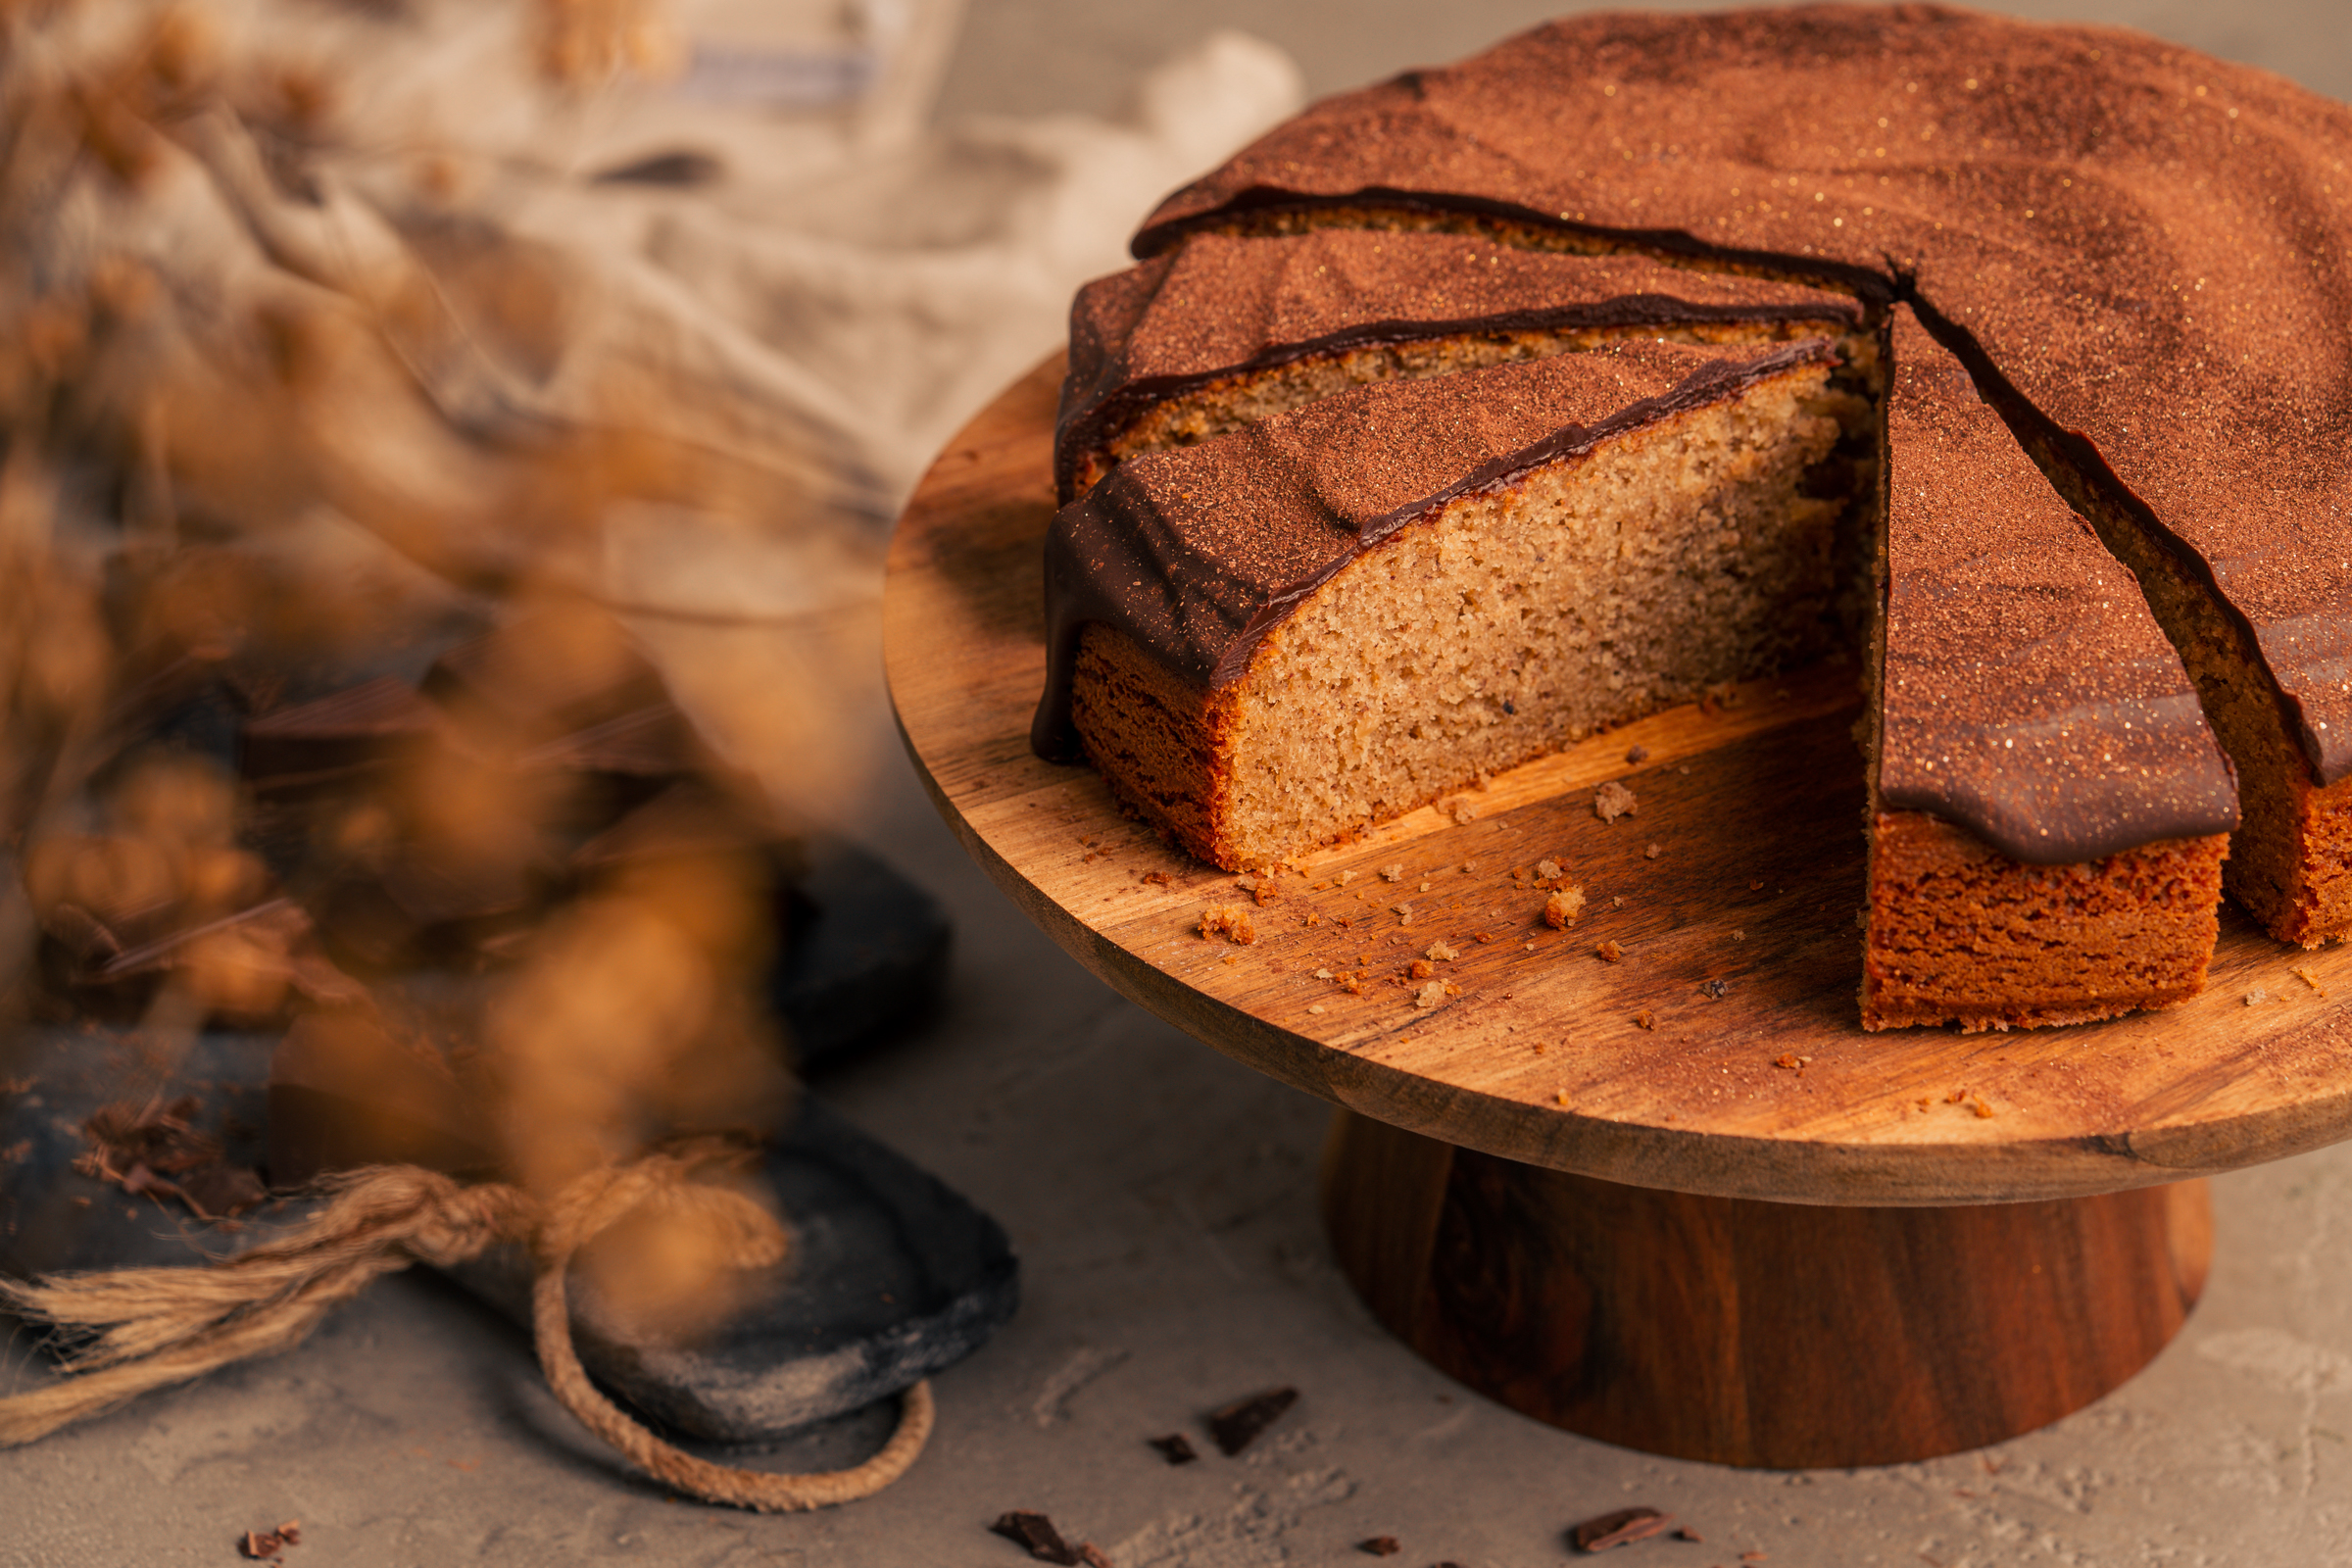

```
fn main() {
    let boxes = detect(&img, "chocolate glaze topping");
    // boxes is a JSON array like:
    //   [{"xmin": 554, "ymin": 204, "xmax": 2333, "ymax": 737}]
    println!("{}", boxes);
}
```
[
  {"xmin": 1132, "ymin": 4, "xmax": 2352, "ymax": 783},
  {"xmin": 1032, "ymin": 338, "xmax": 1838, "ymax": 761},
  {"xmin": 1058, "ymin": 229, "xmax": 1858, "ymax": 499},
  {"xmin": 1881, "ymin": 310, "xmax": 2236, "ymax": 860}
]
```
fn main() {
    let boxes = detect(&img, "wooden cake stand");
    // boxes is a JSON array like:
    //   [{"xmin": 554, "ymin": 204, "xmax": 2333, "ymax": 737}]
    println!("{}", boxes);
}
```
[{"xmin": 883, "ymin": 356, "xmax": 2352, "ymax": 1468}]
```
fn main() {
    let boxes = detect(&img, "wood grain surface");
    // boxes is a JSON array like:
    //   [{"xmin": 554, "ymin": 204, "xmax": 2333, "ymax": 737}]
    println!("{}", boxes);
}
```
[
  {"xmin": 885, "ymin": 354, "xmax": 2352, "ymax": 1204},
  {"xmin": 1320, "ymin": 1107, "xmax": 2210, "ymax": 1467}
]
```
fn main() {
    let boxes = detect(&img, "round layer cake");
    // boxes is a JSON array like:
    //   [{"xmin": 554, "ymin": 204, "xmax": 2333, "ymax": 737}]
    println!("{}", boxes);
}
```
[{"xmin": 1033, "ymin": 4, "xmax": 2348, "ymax": 1026}]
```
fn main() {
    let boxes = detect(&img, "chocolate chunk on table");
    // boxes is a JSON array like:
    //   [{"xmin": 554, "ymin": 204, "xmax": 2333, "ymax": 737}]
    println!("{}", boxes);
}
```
[
  {"xmin": 990, "ymin": 1510, "xmax": 1080, "ymax": 1564},
  {"xmin": 1205, "ymin": 1386, "xmax": 1298, "ymax": 1455}
]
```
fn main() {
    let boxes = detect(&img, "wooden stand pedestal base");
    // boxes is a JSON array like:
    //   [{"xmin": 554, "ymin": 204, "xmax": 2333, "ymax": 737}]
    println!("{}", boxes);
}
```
[{"xmin": 1320, "ymin": 1107, "xmax": 2212, "ymax": 1468}]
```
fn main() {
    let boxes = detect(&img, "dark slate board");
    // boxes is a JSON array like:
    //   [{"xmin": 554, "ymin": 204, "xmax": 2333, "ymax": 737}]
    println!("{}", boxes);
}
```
[{"xmin": 0, "ymin": 1025, "xmax": 1015, "ymax": 1443}]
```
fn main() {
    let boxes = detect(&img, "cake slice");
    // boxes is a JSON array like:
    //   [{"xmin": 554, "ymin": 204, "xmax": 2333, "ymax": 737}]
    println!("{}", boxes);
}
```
[
  {"xmin": 1033, "ymin": 337, "xmax": 1859, "ymax": 871},
  {"xmin": 1907, "ymin": 305, "xmax": 2352, "ymax": 951},
  {"xmin": 1862, "ymin": 312, "xmax": 2235, "ymax": 1030},
  {"xmin": 1057, "ymin": 228, "xmax": 1865, "ymax": 501}
]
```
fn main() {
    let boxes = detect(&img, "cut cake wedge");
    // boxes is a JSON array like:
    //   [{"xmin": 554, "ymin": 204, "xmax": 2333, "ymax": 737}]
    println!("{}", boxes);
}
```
[
  {"xmin": 1863, "ymin": 311, "xmax": 2236, "ymax": 1030},
  {"xmin": 1034, "ymin": 337, "xmax": 1857, "ymax": 872}
]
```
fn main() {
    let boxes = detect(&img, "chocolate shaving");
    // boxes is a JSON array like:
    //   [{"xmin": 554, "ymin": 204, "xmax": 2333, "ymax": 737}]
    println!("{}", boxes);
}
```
[
  {"xmin": 991, "ymin": 1510, "xmax": 1081, "ymax": 1565},
  {"xmin": 1148, "ymin": 1433, "xmax": 1199, "ymax": 1464},
  {"xmin": 237, "ymin": 1521, "xmax": 302, "ymax": 1560},
  {"xmin": 1357, "ymin": 1537, "xmax": 1401, "ymax": 1556},
  {"xmin": 1205, "ymin": 1386, "xmax": 1298, "ymax": 1456},
  {"xmin": 1570, "ymin": 1506, "xmax": 1672, "ymax": 1551}
]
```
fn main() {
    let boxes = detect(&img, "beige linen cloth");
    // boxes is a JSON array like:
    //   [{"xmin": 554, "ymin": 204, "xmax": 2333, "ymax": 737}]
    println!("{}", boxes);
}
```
[{"xmin": 2, "ymin": 0, "xmax": 1300, "ymax": 810}]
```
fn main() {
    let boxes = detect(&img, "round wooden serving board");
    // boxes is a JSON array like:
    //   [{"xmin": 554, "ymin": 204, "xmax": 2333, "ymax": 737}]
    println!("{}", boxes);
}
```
[{"xmin": 884, "ymin": 354, "xmax": 2352, "ymax": 1209}]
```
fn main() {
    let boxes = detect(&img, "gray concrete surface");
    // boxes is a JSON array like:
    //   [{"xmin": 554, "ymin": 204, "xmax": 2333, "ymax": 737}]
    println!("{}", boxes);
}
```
[{"xmin": 12, "ymin": 3, "xmax": 2352, "ymax": 1564}]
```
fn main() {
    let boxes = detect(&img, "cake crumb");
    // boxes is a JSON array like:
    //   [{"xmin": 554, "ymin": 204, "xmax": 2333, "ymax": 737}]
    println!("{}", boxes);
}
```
[
  {"xmin": 1633, "ymin": 1010, "xmax": 1655, "ymax": 1030},
  {"xmin": 1611, "ymin": 896, "xmax": 1625, "ymax": 908},
  {"xmin": 1424, "ymin": 941, "xmax": 1460, "ymax": 961},
  {"xmin": 1972, "ymin": 1097, "xmax": 1995, "ymax": 1119},
  {"xmin": 1698, "ymin": 978, "xmax": 1730, "ymax": 1001},
  {"xmin": 1774, "ymin": 1053, "xmax": 1799, "ymax": 1069},
  {"xmin": 1357, "ymin": 1540, "xmax": 1401, "ymax": 1559},
  {"xmin": 1200, "ymin": 905, "xmax": 1256, "ymax": 945},
  {"xmin": 1593, "ymin": 781, "xmax": 1639, "ymax": 822},
  {"xmin": 1536, "ymin": 858, "xmax": 1564, "ymax": 881},
  {"xmin": 1644, "ymin": 843, "xmax": 1662, "ymax": 859},
  {"xmin": 1524, "ymin": 941, "xmax": 1537, "ymax": 952},
  {"xmin": 1554, "ymin": 1090, "xmax": 1570, "ymax": 1105},
  {"xmin": 1380, "ymin": 863, "xmax": 1404, "ymax": 882},
  {"xmin": 1339, "ymin": 869, "xmax": 1358, "ymax": 885},
  {"xmin": 2243, "ymin": 988, "xmax": 2270, "ymax": 1006},
  {"xmin": 1415, "ymin": 980, "xmax": 1446, "ymax": 1009},
  {"xmin": 1314, "ymin": 968, "xmax": 1335, "ymax": 980},
  {"xmin": 1409, "ymin": 958, "xmax": 1434, "ymax": 980},
  {"xmin": 1625, "ymin": 744, "xmax": 1649, "ymax": 763},
  {"xmin": 1450, "ymin": 800, "xmax": 1479, "ymax": 825},
  {"xmin": 1253, "ymin": 878, "xmax": 1282, "ymax": 905},
  {"xmin": 1141, "ymin": 870, "xmax": 1171, "ymax": 886},
  {"xmin": 1418, "ymin": 880, "xmax": 1433, "ymax": 893},
  {"xmin": 1732, "ymin": 929, "xmax": 1745, "ymax": 942},
  {"xmin": 1394, "ymin": 904, "xmax": 1414, "ymax": 925},
  {"xmin": 1594, "ymin": 940, "xmax": 1624, "ymax": 962},
  {"xmin": 2294, "ymin": 965, "xmax": 2328, "ymax": 997},
  {"xmin": 1307, "ymin": 1004, "xmax": 1326, "ymax": 1014},
  {"xmin": 1543, "ymin": 885, "xmax": 1586, "ymax": 929},
  {"xmin": 1460, "ymin": 860, "xmax": 1479, "ymax": 873}
]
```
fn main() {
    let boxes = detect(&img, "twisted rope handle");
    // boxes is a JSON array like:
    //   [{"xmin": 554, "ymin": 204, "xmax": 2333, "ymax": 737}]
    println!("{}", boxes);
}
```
[
  {"xmin": 0, "ymin": 1146, "xmax": 932, "ymax": 1509},
  {"xmin": 529, "ymin": 1149, "xmax": 936, "ymax": 1510}
]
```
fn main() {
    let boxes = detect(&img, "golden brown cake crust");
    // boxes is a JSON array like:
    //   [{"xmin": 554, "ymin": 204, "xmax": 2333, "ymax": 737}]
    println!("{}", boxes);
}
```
[{"xmin": 1861, "ymin": 810, "xmax": 2228, "ymax": 1031}]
